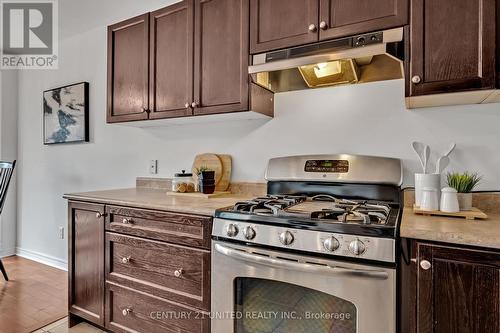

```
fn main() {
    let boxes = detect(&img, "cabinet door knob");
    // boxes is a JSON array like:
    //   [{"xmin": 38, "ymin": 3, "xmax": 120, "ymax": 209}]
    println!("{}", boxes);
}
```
[
  {"xmin": 319, "ymin": 21, "xmax": 328, "ymax": 30},
  {"xmin": 121, "ymin": 256, "xmax": 131, "ymax": 264},
  {"xmin": 141, "ymin": 107, "xmax": 148, "ymax": 113},
  {"xmin": 174, "ymin": 269, "xmax": 184, "ymax": 277},
  {"xmin": 191, "ymin": 102, "xmax": 199, "ymax": 108},
  {"xmin": 420, "ymin": 260, "xmax": 432, "ymax": 270},
  {"xmin": 96, "ymin": 212, "xmax": 104, "ymax": 219},
  {"xmin": 122, "ymin": 218, "xmax": 133, "ymax": 224},
  {"xmin": 185, "ymin": 102, "xmax": 190, "ymax": 108},
  {"xmin": 308, "ymin": 24, "xmax": 317, "ymax": 32},
  {"xmin": 122, "ymin": 308, "xmax": 132, "ymax": 316},
  {"xmin": 411, "ymin": 75, "xmax": 421, "ymax": 84}
]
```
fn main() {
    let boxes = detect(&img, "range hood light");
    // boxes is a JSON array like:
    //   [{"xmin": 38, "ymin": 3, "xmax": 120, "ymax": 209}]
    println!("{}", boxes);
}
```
[{"xmin": 314, "ymin": 61, "xmax": 342, "ymax": 78}]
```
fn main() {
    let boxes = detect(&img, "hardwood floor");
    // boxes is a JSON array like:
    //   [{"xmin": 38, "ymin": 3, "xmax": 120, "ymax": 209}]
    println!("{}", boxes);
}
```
[
  {"xmin": 0, "ymin": 256, "xmax": 67, "ymax": 333},
  {"xmin": 36, "ymin": 317, "xmax": 103, "ymax": 333}
]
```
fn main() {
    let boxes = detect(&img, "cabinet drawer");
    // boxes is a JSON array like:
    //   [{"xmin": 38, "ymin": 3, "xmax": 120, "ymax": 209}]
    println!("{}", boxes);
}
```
[
  {"xmin": 106, "ymin": 232, "xmax": 210, "ymax": 311},
  {"xmin": 105, "ymin": 205, "xmax": 212, "ymax": 249},
  {"xmin": 105, "ymin": 282, "xmax": 210, "ymax": 333}
]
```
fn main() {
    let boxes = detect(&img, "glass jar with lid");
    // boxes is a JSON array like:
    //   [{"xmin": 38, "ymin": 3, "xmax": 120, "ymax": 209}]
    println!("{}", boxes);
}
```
[{"xmin": 172, "ymin": 170, "xmax": 195, "ymax": 193}]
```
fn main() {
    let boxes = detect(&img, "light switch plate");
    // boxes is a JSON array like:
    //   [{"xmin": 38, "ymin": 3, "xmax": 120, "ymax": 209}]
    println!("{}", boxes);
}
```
[{"xmin": 150, "ymin": 160, "xmax": 158, "ymax": 174}]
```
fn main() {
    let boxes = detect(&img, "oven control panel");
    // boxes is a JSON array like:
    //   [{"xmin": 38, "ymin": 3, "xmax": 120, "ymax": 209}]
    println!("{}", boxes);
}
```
[
  {"xmin": 304, "ymin": 160, "xmax": 349, "ymax": 173},
  {"xmin": 212, "ymin": 218, "xmax": 395, "ymax": 263}
]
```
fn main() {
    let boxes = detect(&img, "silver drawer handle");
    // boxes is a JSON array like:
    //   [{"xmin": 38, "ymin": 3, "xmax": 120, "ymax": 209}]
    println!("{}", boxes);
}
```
[
  {"xmin": 420, "ymin": 260, "xmax": 432, "ymax": 270},
  {"xmin": 96, "ymin": 212, "xmax": 104, "ymax": 218},
  {"xmin": 174, "ymin": 269, "xmax": 184, "ymax": 277},
  {"xmin": 122, "ymin": 308, "xmax": 132, "ymax": 316},
  {"xmin": 121, "ymin": 256, "xmax": 131, "ymax": 264},
  {"xmin": 122, "ymin": 218, "xmax": 133, "ymax": 224}
]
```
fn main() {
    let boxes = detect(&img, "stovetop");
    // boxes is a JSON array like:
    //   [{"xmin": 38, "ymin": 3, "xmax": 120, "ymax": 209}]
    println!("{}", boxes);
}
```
[
  {"xmin": 215, "ymin": 193, "xmax": 401, "ymax": 238},
  {"xmin": 213, "ymin": 155, "xmax": 403, "ymax": 262}
]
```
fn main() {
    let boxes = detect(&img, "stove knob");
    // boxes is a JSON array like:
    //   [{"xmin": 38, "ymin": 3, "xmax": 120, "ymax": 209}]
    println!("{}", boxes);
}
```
[
  {"xmin": 323, "ymin": 236, "xmax": 340, "ymax": 252},
  {"xmin": 226, "ymin": 224, "xmax": 239, "ymax": 237},
  {"xmin": 279, "ymin": 231, "xmax": 294, "ymax": 246},
  {"xmin": 349, "ymin": 239, "xmax": 366, "ymax": 256},
  {"xmin": 243, "ymin": 226, "xmax": 256, "ymax": 240}
]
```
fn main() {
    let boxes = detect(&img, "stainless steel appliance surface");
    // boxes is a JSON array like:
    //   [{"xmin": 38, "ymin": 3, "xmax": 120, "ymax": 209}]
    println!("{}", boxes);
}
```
[
  {"xmin": 249, "ymin": 28, "xmax": 405, "ymax": 93},
  {"xmin": 211, "ymin": 154, "xmax": 403, "ymax": 333}
]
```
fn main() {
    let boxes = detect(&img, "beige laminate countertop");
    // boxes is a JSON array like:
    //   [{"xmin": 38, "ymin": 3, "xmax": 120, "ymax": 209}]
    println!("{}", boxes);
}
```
[
  {"xmin": 400, "ymin": 207, "xmax": 500, "ymax": 250},
  {"xmin": 64, "ymin": 188, "xmax": 253, "ymax": 216}
]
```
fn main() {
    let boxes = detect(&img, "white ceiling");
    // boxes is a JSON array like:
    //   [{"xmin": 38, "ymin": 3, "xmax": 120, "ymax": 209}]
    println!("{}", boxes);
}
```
[{"xmin": 59, "ymin": 0, "xmax": 179, "ymax": 40}]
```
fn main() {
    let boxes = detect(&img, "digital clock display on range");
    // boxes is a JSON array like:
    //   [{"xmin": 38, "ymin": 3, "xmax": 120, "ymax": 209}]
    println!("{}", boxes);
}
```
[{"xmin": 304, "ymin": 160, "xmax": 349, "ymax": 173}]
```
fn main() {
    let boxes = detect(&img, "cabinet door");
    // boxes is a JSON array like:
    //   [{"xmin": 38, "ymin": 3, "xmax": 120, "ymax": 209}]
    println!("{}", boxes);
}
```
[
  {"xmin": 107, "ymin": 14, "xmax": 149, "ymax": 123},
  {"xmin": 318, "ymin": 0, "xmax": 408, "ymax": 40},
  {"xmin": 250, "ymin": 0, "xmax": 319, "ymax": 53},
  {"xmin": 149, "ymin": 1, "xmax": 194, "ymax": 120},
  {"xmin": 409, "ymin": 0, "xmax": 496, "ymax": 96},
  {"xmin": 417, "ymin": 243, "xmax": 500, "ymax": 333},
  {"xmin": 193, "ymin": 0, "xmax": 249, "ymax": 115},
  {"xmin": 68, "ymin": 201, "xmax": 105, "ymax": 326}
]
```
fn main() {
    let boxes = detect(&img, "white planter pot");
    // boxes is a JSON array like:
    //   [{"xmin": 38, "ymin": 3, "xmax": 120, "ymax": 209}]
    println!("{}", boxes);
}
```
[{"xmin": 457, "ymin": 193, "xmax": 473, "ymax": 211}]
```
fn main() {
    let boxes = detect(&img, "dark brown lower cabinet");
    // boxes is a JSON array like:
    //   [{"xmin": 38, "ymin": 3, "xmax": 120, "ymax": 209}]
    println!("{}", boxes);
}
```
[
  {"xmin": 105, "ymin": 232, "xmax": 211, "ymax": 311},
  {"xmin": 68, "ymin": 201, "xmax": 212, "ymax": 333},
  {"xmin": 401, "ymin": 240, "xmax": 500, "ymax": 333},
  {"xmin": 105, "ymin": 283, "xmax": 210, "ymax": 333},
  {"xmin": 68, "ymin": 201, "xmax": 105, "ymax": 326}
]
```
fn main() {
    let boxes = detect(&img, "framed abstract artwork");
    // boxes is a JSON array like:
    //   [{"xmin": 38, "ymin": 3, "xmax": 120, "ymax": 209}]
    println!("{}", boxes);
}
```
[{"xmin": 43, "ymin": 82, "xmax": 89, "ymax": 144}]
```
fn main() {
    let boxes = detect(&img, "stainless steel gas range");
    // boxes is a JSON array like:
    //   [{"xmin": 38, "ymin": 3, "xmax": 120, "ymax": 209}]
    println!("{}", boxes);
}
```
[{"xmin": 211, "ymin": 154, "xmax": 403, "ymax": 333}]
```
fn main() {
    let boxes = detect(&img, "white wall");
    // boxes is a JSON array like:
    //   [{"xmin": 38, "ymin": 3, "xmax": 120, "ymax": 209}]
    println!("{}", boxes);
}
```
[
  {"xmin": 16, "ymin": 3, "xmax": 500, "ymax": 264},
  {"xmin": 0, "ymin": 70, "xmax": 18, "ymax": 257}
]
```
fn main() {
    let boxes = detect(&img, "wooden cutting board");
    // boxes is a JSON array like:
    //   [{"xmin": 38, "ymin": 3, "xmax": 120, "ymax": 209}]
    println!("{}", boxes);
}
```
[
  {"xmin": 413, "ymin": 205, "xmax": 488, "ymax": 220},
  {"xmin": 216, "ymin": 154, "xmax": 232, "ymax": 192},
  {"xmin": 192, "ymin": 153, "xmax": 223, "ymax": 185}
]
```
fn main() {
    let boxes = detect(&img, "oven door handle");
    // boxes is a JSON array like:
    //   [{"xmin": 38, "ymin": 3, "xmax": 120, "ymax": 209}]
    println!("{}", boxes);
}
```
[{"xmin": 214, "ymin": 243, "xmax": 389, "ymax": 280}]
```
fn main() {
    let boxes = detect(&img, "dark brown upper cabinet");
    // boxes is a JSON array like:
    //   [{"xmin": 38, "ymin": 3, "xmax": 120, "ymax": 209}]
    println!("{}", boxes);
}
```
[
  {"xmin": 149, "ymin": 1, "xmax": 194, "ymax": 119},
  {"xmin": 318, "ymin": 0, "xmax": 408, "ymax": 40},
  {"xmin": 107, "ymin": 14, "xmax": 150, "ymax": 123},
  {"xmin": 249, "ymin": 0, "xmax": 319, "ymax": 54},
  {"xmin": 250, "ymin": 0, "xmax": 408, "ymax": 54},
  {"xmin": 193, "ymin": 0, "xmax": 250, "ymax": 115},
  {"xmin": 411, "ymin": 242, "xmax": 500, "ymax": 333},
  {"xmin": 108, "ymin": 0, "xmax": 273, "ymax": 124},
  {"xmin": 408, "ymin": 0, "xmax": 496, "ymax": 97},
  {"xmin": 68, "ymin": 201, "xmax": 105, "ymax": 327}
]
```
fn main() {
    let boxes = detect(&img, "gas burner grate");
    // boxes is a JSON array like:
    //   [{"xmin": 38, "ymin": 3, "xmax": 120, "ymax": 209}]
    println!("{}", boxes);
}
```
[
  {"xmin": 232, "ymin": 195, "xmax": 307, "ymax": 216},
  {"xmin": 231, "ymin": 194, "xmax": 394, "ymax": 225}
]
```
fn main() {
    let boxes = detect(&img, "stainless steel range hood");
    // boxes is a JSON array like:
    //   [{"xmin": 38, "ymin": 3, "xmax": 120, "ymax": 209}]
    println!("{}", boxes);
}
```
[{"xmin": 249, "ymin": 28, "xmax": 405, "ymax": 93}]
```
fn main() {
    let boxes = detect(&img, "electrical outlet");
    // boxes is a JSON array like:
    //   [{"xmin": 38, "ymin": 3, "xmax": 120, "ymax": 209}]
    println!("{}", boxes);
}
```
[
  {"xmin": 59, "ymin": 227, "xmax": 64, "ymax": 239},
  {"xmin": 150, "ymin": 160, "xmax": 158, "ymax": 174}
]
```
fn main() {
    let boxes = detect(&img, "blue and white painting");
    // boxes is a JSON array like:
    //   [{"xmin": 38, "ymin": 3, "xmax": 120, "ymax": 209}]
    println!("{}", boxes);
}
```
[{"xmin": 43, "ymin": 82, "xmax": 89, "ymax": 144}]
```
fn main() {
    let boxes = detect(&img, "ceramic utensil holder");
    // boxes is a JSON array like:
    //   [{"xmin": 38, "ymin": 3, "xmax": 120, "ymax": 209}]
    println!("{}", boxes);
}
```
[
  {"xmin": 415, "ymin": 173, "xmax": 441, "ymax": 207},
  {"xmin": 421, "ymin": 187, "xmax": 439, "ymax": 211}
]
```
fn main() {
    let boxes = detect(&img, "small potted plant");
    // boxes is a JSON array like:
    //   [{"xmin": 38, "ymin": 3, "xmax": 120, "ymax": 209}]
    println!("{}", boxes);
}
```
[
  {"xmin": 195, "ymin": 166, "xmax": 216, "ymax": 194},
  {"xmin": 446, "ymin": 172, "xmax": 482, "ymax": 211}
]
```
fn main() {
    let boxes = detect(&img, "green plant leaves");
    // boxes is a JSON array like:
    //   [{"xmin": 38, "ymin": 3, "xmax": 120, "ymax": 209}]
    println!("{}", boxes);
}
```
[{"xmin": 446, "ymin": 172, "xmax": 482, "ymax": 193}]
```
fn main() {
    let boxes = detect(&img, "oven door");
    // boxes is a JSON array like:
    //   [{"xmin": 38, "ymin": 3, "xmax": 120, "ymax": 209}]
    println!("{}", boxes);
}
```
[{"xmin": 211, "ymin": 240, "xmax": 395, "ymax": 333}]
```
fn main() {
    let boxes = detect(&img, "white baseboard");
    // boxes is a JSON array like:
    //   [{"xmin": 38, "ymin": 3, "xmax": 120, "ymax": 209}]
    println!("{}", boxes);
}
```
[{"xmin": 15, "ymin": 247, "xmax": 68, "ymax": 271}]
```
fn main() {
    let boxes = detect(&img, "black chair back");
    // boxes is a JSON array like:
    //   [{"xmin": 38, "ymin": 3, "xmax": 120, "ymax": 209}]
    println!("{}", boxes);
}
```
[{"xmin": 0, "ymin": 160, "xmax": 16, "ymax": 215}]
